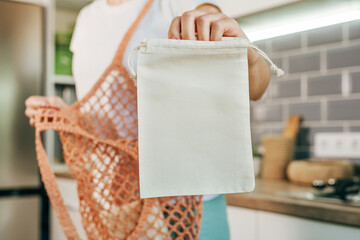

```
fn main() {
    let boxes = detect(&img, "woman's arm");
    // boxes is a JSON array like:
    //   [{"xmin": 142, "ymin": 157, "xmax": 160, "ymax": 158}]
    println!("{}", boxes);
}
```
[
  {"xmin": 168, "ymin": 6, "xmax": 270, "ymax": 101},
  {"xmin": 25, "ymin": 96, "xmax": 67, "ymax": 126}
]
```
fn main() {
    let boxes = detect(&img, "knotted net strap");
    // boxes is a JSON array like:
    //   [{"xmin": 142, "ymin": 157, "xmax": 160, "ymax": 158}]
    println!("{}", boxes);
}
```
[{"xmin": 32, "ymin": 0, "xmax": 203, "ymax": 238}]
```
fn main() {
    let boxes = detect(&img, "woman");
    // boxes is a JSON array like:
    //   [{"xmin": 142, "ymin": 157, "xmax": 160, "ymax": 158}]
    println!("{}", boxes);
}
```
[{"xmin": 26, "ymin": 0, "xmax": 270, "ymax": 239}]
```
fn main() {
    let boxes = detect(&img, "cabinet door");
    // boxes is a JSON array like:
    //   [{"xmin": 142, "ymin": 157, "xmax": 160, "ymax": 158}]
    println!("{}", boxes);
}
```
[
  {"xmin": 0, "ymin": 196, "xmax": 40, "ymax": 240},
  {"xmin": 227, "ymin": 206, "xmax": 257, "ymax": 240},
  {"xmin": 258, "ymin": 211, "xmax": 360, "ymax": 240},
  {"xmin": 51, "ymin": 178, "xmax": 87, "ymax": 240}
]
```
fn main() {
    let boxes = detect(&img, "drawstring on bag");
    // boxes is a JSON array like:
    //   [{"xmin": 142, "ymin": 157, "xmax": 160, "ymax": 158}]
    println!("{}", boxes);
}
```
[
  {"xmin": 247, "ymin": 43, "xmax": 285, "ymax": 77},
  {"xmin": 128, "ymin": 42, "xmax": 146, "ymax": 85},
  {"xmin": 128, "ymin": 38, "xmax": 284, "ymax": 85}
]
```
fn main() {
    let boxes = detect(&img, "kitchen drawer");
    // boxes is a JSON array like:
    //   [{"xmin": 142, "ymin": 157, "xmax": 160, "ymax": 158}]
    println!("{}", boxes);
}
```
[
  {"xmin": 51, "ymin": 178, "xmax": 86, "ymax": 240},
  {"xmin": 56, "ymin": 178, "xmax": 79, "ymax": 210},
  {"xmin": 227, "ymin": 206, "xmax": 360, "ymax": 240},
  {"xmin": 258, "ymin": 211, "xmax": 360, "ymax": 240},
  {"xmin": 227, "ymin": 206, "xmax": 257, "ymax": 240}
]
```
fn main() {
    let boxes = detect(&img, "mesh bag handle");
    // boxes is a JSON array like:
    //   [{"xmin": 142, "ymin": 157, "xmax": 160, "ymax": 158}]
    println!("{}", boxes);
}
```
[
  {"xmin": 33, "ymin": 108, "xmax": 158, "ymax": 239},
  {"xmin": 35, "ymin": 114, "xmax": 80, "ymax": 239},
  {"xmin": 32, "ymin": 0, "xmax": 154, "ymax": 238}
]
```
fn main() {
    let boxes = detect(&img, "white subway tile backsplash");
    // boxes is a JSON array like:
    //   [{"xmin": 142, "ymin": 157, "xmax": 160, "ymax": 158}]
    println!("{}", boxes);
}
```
[
  {"xmin": 289, "ymin": 52, "xmax": 321, "ymax": 73},
  {"xmin": 297, "ymin": 126, "xmax": 343, "ymax": 146},
  {"xmin": 271, "ymin": 57, "xmax": 283, "ymax": 69},
  {"xmin": 271, "ymin": 33, "xmax": 301, "ymax": 52},
  {"xmin": 327, "ymin": 44, "xmax": 360, "ymax": 69},
  {"xmin": 251, "ymin": 126, "xmax": 272, "ymax": 145},
  {"xmin": 308, "ymin": 74, "xmax": 342, "ymax": 96},
  {"xmin": 327, "ymin": 99, "xmax": 360, "ymax": 121},
  {"xmin": 350, "ymin": 126, "xmax": 360, "ymax": 132},
  {"xmin": 289, "ymin": 102, "xmax": 321, "ymax": 121},
  {"xmin": 307, "ymin": 24, "xmax": 342, "ymax": 47},
  {"xmin": 349, "ymin": 20, "xmax": 360, "ymax": 40},
  {"xmin": 252, "ymin": 104, "xmax": 283, "ymax": 122},
  {"xmin": 249, "ymin": 20, "xmax": 360, "ymax": 162},
  {"xmin": 350, "ymin": 72, "xmax": 360, "ymax": 93},
  {"xmin": 271, "ymin": 79, "xmax": 301, "ymax": 98}
]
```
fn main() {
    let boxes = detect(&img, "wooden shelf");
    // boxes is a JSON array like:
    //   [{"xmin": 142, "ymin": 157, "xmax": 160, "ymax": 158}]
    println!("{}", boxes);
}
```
[{"xmin": 53, "ymin": 75, "xmax": 75, "ymax": 85}]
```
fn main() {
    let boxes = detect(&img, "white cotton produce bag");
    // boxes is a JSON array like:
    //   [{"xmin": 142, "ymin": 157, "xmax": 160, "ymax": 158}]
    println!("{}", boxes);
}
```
[{"xmin": 128, "ymin": 38, "xmax": 283, "ymax": 198}]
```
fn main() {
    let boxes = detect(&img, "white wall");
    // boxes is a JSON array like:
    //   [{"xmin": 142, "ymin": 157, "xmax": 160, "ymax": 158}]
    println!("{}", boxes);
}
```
[
  {"xmin": 55, "ymin": 8, "xmax": 78, "ymax": 32},
  {"xmin": 217, "ymin": 0, "xmax": 300, "ymax": 17},
  {"xmin": 54, "ymin": 0, "xmax": 301, "ymax": 21}
]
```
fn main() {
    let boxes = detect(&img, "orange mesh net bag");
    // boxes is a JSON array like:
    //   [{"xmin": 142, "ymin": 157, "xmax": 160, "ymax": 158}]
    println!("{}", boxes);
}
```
[{"xmin": 30, "ymin": 0, "xmax": 203, "ymax": 239}]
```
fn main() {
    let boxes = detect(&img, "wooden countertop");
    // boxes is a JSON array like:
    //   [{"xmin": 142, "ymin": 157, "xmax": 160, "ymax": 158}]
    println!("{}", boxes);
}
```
[
  {"xmin": 226, "ymin": 179, "xmax": 360, "ymax": 228},
  {"xmin": 55, "ymin": 171, "xmax": 360, "ymax": 228},
  {"xmin": 55, "ymin": 171, "xmax": 73, "ymax": 179}
]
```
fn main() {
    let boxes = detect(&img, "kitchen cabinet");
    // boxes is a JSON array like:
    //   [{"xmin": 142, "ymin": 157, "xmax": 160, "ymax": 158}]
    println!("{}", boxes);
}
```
[
  {"xmin": 45, "ymin": 5, "xmax": 78, "ymax": 169},
  {"xmin": 0, "ymin": 197, "xmax": 40, "ymax": 240},
  {"xmin": 227, "ymin": 206, "xmax": 360, "ymax": 240},
  {"xmin": 227, "ymin": 206, "xmax": 257, "ymax": 240},
  {"xmin": 257, "ymin": 210, "xmax": 360, "ymax": 240},
  {"xmin": 51, "ymin": 178, "xmax": 86, "ymax": 240},
  {"xmin": 218, "ymin": 0, "xmax": 299, "ymax": 17},
  {"xmin": 0, "ymin": 1, "xmax": 51, "ymax": 239}
]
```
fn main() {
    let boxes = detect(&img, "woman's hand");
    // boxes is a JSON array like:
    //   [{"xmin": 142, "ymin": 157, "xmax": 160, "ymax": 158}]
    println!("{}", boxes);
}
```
[
  {"xmin": 168, "ymin": 5, "xmax": 247, "ymax": 42},
  {"xmin": 168, "ymin": 6, "xmax": 262, "ymax": 65},
  {"xmin": 25, "ymin": 96, "xmax": 67, "ymax": 126},
  {"xmin": 168, "ymin": 5, "xmax": 270, "ymax": 101}
]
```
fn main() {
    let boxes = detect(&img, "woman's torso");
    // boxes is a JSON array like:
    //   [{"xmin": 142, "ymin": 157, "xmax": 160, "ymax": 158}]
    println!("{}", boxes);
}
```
[
  {"xmin": 71, "ymin": 0, "xmax": 174, "ymax": 99},
  {"xmin": 70, "ymin": 0, "xmax": 219, "ymax": 201}
]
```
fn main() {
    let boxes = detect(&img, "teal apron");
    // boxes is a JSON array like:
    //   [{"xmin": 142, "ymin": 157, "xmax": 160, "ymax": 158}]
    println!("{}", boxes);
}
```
[{"xmin": 199, "ymin": 194, "xmax": 230, "ymax": 240}]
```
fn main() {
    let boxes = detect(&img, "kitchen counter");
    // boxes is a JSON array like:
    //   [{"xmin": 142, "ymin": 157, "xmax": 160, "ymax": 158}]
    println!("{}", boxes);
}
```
[
  {"xmin": 54, "ymin": 170, "xmax": 360, "ymax": 228},
  {"xmin": 226, "ymin": 179, "xmax": 360, "ymax": 228}
]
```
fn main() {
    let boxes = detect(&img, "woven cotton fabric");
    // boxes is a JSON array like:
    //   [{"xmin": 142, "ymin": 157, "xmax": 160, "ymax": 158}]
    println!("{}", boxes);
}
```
[{"xmin": 31, "ymin": 0, "xmax": 203, "ymax": 239}]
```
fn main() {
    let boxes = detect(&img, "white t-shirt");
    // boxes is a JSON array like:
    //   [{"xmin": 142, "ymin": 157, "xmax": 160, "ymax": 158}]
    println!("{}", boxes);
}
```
[
  {"xmin": 71, "ymin": 0, "xmax": 217, "ymax": 99},
  {"xmin": 70, "ymin": 0, "xmax": 219, "ymax": 201}
]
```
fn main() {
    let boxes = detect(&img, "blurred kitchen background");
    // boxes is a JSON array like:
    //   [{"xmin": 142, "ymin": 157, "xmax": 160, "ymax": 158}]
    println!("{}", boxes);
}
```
[{"xmin": 1, "ymin": 0, "xmax": 360, "ymax": 239}]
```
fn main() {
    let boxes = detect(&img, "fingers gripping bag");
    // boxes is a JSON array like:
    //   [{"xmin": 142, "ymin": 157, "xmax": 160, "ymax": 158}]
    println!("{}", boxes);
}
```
[
  {"xmin": 128, "ymin": 38, "xmax": 283, "ymax": 198},
  {"xmin": 28, "ymin": 0, "xmax": 208, "ymax": 239}
]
